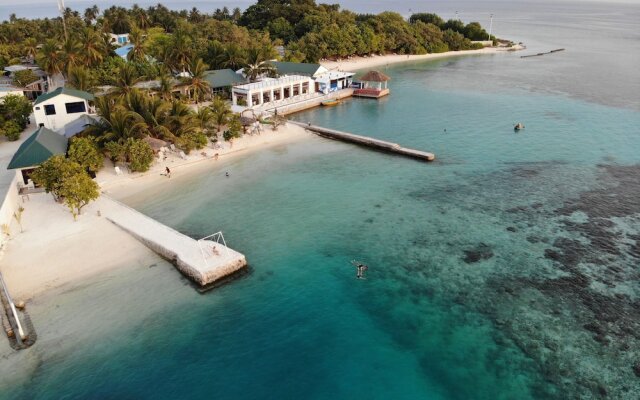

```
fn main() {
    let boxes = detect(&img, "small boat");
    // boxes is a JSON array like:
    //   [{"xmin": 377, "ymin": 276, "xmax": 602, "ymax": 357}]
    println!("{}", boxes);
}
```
[
  {"xmin": 321, "ymin": 99, "xmax": 341, "ymax": 107},
  {"xmin": 514, "ymin": 123, "xmax": 525, "ymax": 131}
]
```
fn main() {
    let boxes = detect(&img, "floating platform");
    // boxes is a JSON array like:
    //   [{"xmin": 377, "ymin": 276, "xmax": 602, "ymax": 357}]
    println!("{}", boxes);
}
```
[
  {"xmin": 353, "ymin": 88, "xmax": 390, "ymax": 98},
  {"xmin": 99, "ymin": 196, "xmax": 247, "ymax": 287},
  {"xmin": 291, "ymin": 121, "xmax": 434, "ymax": 162}
]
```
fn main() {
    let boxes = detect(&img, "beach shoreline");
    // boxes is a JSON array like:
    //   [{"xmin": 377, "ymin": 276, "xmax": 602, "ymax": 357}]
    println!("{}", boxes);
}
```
[{"xmin": 320, "ymin": 46, "xmax": 521, "ymax": 72}]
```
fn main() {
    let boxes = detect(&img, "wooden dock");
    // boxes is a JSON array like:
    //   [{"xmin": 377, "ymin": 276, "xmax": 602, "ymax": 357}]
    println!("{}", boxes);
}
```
[
  {"xmin": 98, "ymin": 196, "xmax": 247, "ymax": 288},
  {"xmin": 290, "ymin": 121, "xmax": 435, "ymax": 162}
]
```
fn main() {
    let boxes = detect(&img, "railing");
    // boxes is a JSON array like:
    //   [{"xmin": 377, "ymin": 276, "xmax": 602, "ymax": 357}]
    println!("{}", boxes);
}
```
[{"xmin": 0, "ymin": 271, "xmax": 25, "ymax": 340}]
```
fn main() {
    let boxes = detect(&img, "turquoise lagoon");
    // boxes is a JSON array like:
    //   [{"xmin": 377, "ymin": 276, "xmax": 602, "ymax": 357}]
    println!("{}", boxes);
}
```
[{"xmin": 2, "ymin": 2, "xmax": 640, "ymax": 399}]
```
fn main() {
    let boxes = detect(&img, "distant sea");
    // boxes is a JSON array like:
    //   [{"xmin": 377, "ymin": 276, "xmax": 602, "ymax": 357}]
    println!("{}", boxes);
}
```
[{"xmin": 1, "ymin": 1, "xmax": 640, "ymax": 399}]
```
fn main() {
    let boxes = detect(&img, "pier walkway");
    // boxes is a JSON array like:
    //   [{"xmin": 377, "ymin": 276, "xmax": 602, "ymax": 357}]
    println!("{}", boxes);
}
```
[
  {"xmin": 290, "ymin": 121, "xmax": 435, "ymax": 162},
  {"xmin": 98, "ymin": 196, "xmax": 246, "ymax": 287}
]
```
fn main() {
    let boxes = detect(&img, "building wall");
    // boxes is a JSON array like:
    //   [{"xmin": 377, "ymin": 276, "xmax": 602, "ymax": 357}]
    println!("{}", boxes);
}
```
[
  {"xmin": 33, "ymin": 94, "xmax": 91, "ymax": 132},
  {"xmin": 0, "ymin": 172, "xmax": 20, "ymax": 249}
]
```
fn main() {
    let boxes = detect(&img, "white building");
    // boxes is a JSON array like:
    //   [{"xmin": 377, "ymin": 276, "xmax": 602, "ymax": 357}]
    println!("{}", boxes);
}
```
[
  {"xmin": 109, "ymin": 33, "xmax": 130, "ymax": 46},
  {"xmin": 314, "ymin": 71, "xmax": 355, "ymax": 94},
  {"xmin": 231, "ymin": 75, "xmax": 314, "ymax": 108},
  {"xmin": 33, "ymin": 87, "xmax": 95, "ymax": 133}
]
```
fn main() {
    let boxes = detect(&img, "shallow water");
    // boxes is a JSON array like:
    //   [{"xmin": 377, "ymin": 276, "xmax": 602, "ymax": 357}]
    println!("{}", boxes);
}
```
[{"xmin": 2, "ymin": 1, "xmax": 640, "ymax": 399}]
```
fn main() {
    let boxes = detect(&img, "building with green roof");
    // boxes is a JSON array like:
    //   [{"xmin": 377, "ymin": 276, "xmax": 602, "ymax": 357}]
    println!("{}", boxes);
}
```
[
  {"xmin": 203, "ymin": 69, "xmax": 246, "ymax": 95},
  {"xmin": 8, "ymin": 126, "xmax": 68, "ymax": 184}
]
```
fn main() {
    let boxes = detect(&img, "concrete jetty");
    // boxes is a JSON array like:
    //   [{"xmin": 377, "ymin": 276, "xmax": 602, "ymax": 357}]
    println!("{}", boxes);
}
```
[
  {"xmin": 98, "ymin": 196, "xmax": 247, "ymax": 287},
  {"xmin": 290, "ymin": 121, "xmax": 435, "ymax": 162}
]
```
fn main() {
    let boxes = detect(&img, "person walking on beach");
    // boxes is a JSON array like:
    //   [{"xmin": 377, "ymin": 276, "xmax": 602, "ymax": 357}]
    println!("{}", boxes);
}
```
[{"xmin": 165, "ymin": 166, "xmax": 171, "ymax": 178}]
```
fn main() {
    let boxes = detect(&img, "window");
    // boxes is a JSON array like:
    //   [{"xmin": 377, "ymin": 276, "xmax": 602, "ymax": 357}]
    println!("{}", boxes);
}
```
[
  {"xmin": 65, "ymin": 101, "xmax": 86, "ymax": 114},
  {"xmin": 44, "ymin": 104, "xmax": 56, "ymax": 115}
]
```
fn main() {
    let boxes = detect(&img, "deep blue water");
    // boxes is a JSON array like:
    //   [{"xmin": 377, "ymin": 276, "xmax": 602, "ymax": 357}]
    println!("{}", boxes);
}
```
[{"xmin": 1, "ymin": 1, "xmax": 640, "ymax": 399}]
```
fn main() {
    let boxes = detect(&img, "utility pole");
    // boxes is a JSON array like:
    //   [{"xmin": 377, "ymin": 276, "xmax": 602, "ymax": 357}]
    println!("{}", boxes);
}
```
[
  {"xmin": 488, "ymin": 14, "xmax": 494, "ymax": 41},
  {"xmin": 58, "ymin": 0, "xmax": 68, "ymax": 41}
]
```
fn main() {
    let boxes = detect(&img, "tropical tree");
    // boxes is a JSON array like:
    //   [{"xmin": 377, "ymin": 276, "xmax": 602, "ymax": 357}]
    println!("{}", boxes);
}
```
[
  {"xmin": 67, "ymin": 66, "xmax": 96, "ymax": 92},
  {"xmin": 31, "ymin": 155, "xmax": 85, "ymax": 201},
  {"xmin": 124, "ymin": 138, "xmax": 154, "ymax": 172},
  {"xmin": 127, "ymin": 28, "xmax": 147, "ymax": 63},
  {"xmin": 12, "ymin": 69, "xmax": 38, "ymax": 87},
  {"xmin": 222, "ymin": 44, "xmax": 246, "ymax": 70},
  {"xmin": 60, "ymin": 37, "xmax": 83, "ymax": 75},
  {"xmin": 194, "ymin": 107, "xmax": 215, "ymax": 136},
  {"xmin": 157, "ymin": 68, "xmax": 175, "ymax": 100},
  {"xmin": 111, "ymin": 64, "xmax": 144, "ymax": 98},
  {"xmin": 83, "ymin": 5, "xmax": 100, "ymax": 25},
  {"xmin": 37, "ymin": 39, "xmax": 64, "ymax": 86},
  {"xmin": 85, "ymin": 108, "xmax": 147, "ymax": 144},
  {"xmin": 22, "ymin": 37, "xmax": 37, "ymax": 63},
  {"xmin": 68, "ymin": 137, "xmax": 103, "ymax": 173},
  {"xmin": 79, "ymin": 28, "xmax": 108, "ymax": 67},
  {"xmin": 131, "ymin": 5, "xmax": 150, "ymax": 30},
  {"xmin": 243, "ymin": 47, "xmax": 276, "ymax": 82},
  {"xmin": 210, "ymin": 96, "xmax": 232, "ymax": 133},
  {"xmin": 59, "ymin": 171, "xmax": 100, "ymax": 220},
  {"xmin": 186, "ymin": 58, "xmax": 210, "ymax": 104}
]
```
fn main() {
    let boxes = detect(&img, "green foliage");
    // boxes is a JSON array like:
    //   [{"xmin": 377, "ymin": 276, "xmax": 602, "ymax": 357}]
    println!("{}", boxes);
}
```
[
  {"xmin": 409, "ymin": 13, "xmax": 444, "ymax": 28},
  {"xmin": 1, "ymin": 120, "xmax": 22, "ymax": 141},
  {"xmin": 68, "ymin": 137, "xmax": 104, "ymax": 173},
  {"xmin": 31, "ymin": 155, "xmax": 99, "ymax": 219},
  {"xmin": 223, "ymin": 115, "xmax": 242, "ymax": 141},
  {"xmin": 12, "ymin": 69, "xmax": 39, "ymax": 87},
  {"xmin": 0, "ymin": 94, "xmax": 31, "ymax": 129},
  {"xmin": 59, "ymin": 172, "xmax": 99, "ymax": 220},
  {"xmin": 178, "ymin": 130, "xmax": 207, "ymax": 154},
  {"xmin": 125, "ymin": 138, "xmax": 154, "ymax": 172},
  {"xmin": 31, "ymin": 155, "xmax": 85, "ymax": 200},
  {"xmin": 104, "ymin": 141, "xmax": 126, "ymax": 164}
]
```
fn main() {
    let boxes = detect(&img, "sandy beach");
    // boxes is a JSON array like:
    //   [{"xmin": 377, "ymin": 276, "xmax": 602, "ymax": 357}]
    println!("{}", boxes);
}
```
[
  {"xmin": 320, "ymin": 46, "xmax": 520, "ymax": 72},
  {"xmin": 0, "ymin": 122, "xmax": 311, "ymax": 300},
  {"xmin": 99, "ymin": 122, "xmax": 311, "ymax": 199}
]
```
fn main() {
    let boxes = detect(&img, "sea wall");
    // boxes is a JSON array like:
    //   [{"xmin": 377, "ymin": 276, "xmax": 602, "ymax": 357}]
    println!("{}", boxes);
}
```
[{"xmin": 0, "ymin": 173, "xmax": 20, "ymax": 248}]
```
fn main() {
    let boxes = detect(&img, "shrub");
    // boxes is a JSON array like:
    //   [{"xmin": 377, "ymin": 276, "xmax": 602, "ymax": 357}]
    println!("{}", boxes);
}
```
[
  {"xmin": 2, "ymin": 120, "xmax": 21, "ymax": 141},
  {"xmin": 125, "ymin": 138, "xmax": 154, "ymax": 172},
  {"xmin": 68, "ymin": 137, "xmax": 103, "ymax": 172}
]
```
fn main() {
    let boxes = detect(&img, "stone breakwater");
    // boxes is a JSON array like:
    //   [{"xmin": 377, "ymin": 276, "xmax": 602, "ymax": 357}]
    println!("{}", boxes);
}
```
[{"xmin": 99, "ymin": 196, "xmax": 247, "ymax": 287}]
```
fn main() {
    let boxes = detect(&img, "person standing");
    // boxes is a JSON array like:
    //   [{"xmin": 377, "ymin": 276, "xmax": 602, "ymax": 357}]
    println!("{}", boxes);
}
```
[{"xmin": 165, "ymin": 166, "xmax": 171, "ymax": 178}]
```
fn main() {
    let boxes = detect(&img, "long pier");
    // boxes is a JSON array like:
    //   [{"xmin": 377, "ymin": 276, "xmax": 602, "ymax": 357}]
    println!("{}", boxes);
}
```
[
  {"xmin": 98, "ymin": 196, "xmax": 247, "ymax": 288},
  {"xmin": 289, "ymin": 121, "xmax": 435, "ymax": 162}
]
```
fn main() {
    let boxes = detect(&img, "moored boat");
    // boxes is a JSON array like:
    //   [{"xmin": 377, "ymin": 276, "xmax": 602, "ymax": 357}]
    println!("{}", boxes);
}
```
[{"xmin": 321, "ymin": 99, "xmax": 341, "ymax": 107}]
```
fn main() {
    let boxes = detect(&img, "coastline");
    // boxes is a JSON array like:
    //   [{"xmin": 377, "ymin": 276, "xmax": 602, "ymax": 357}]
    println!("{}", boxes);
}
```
[
  {"xmin": 0, "ymin": 122, "xmax": 311, "ymax": 300},
  {"xmin": 100, "ymin": 122, "xmax": 311, "ymax": 200},
  {"xmin": 320, "ymin": 46, "xmax": 520, "ymax": 72}
]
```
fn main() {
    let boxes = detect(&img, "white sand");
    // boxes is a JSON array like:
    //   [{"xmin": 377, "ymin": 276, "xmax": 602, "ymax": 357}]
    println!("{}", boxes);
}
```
[
  {"xmin": 99, "ymin": 122, "xmax": 311, "ymax": 199},
  {"xmin": 321, "ymin": 46, "xmax": 521, "ymax": 72},
  {"xmin": 0, "ymin": 193, "xmax": 161, "ymax": 301},
  {"xmin": 0, "ymin": 122, "xmax": 310, "ymax": 301}
]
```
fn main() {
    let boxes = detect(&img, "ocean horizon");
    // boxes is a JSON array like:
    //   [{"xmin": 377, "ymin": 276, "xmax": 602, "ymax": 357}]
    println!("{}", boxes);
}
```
[{"xmin": 1, "ymin": 0, "xmax": 640, "ymax": 398}]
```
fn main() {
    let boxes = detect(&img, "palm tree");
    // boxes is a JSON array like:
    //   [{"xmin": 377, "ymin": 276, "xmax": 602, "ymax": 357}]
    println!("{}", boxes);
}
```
[
  {"xmin": 204, "ymin": 40, "xmax": 226, "ymax": 70},
  {"xmin": 243, "ymin": 47, "xmax": 276, "ymax": 82},
  {"xmin": 84, "ymin": 5, "xmax": 99, "ymax": 25},
  {"xmin": 86, "ymin": 108, "xmax": 148, "ymax": 144},
  {"xmin": 131, "ymin": 5, "xmax": 150, "ymax": 30},
  {"xmin": 168, "ymin": 32, "xmax": 193, "ymax": 74},
  {"xmin": 79, "ymin": 28, "xmax": 108, "ymax": 67},
  {"xmin": 157, "ymin": 68, "xmax": 176, "ymax": 101},
  {"xmin": 127, "ymin": 28, "xmax": 147, "ymax": 63},
  {"xmin": 222, "ymin": 44, "xmax": 246, "ymax": 71},
  {"xmin": 60, "ymin": 37, "xmax": 83, "ymax": 76},
  {"xmin": 210, "ymin": 96, "xmax": 232, "ymax": 133},
  {"xmin": 67, "ymin": 66, "xmax": 96, "ymax": 92},
  {"xmin": 37, "ymin": 39, "xmax": 64, "ymax": 87},
  {"xmin": 195, "ymin": 107, "xmax": 215, "ymax": 136},
  {"xmin": 164, "ymin": 100, "xmax": 195, "ymax": 134},
  {"xmin": 186, "ymin": 58, "xmax": 210, "ymax": 104},
  {"xmin": 22, "ymin": 38, "xmax": 37, "ymax": 64},
  {"xmin": 111, "ymin": 64, "xmax": 144, "ymax": 98}
]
